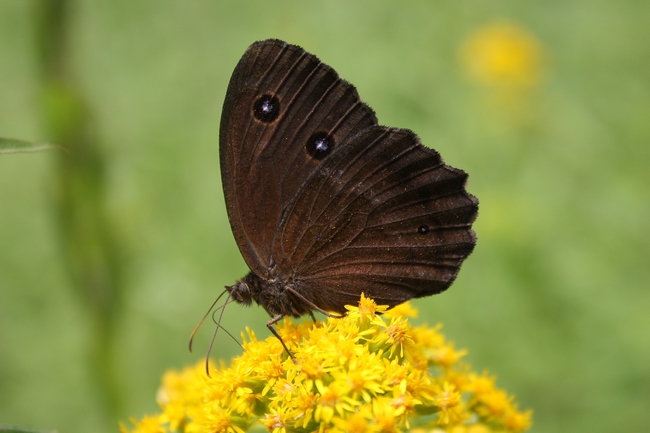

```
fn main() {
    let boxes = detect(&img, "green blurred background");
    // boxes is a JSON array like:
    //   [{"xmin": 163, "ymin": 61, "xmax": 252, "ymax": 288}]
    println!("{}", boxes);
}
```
[{"xmin": 0, "ymin": 1, "xmax": 648, "ymax": 432}]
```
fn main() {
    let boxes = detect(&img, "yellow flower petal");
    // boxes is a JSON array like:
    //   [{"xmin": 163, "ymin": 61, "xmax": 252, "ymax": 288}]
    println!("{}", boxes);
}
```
[{"xmin": 123, "ymin": 297, "xmax": 531, "ymax": 433}]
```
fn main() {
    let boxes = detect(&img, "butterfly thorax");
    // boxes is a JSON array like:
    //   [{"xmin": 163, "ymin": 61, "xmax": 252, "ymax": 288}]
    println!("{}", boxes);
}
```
[{"xmin": 226, "ymin": 271, "xmax": 310, "ymax": 318}]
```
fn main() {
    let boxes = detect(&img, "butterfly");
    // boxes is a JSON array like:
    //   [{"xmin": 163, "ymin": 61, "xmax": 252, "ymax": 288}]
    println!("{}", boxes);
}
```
[{"xmin": 195, "ymin": 39, "xmax": 477, "ymax": 363}]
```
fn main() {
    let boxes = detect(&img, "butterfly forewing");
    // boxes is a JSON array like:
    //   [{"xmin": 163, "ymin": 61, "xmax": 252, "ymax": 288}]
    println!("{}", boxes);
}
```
[{"xmin": 220, "ymin": 40, "xmax": 377, "ymax": 276}]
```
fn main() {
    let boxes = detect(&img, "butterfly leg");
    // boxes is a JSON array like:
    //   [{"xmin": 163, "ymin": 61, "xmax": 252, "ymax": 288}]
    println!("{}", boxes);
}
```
[
  {"xmin": 285, "ymin": 287, "xmax": 347, "ymax": 319},
  {"xmin": 267, "ymin": 314, "xmax": 297, "ymax": 363}
]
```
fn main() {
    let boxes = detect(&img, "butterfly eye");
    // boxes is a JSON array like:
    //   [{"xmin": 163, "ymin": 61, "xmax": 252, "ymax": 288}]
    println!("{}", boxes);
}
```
[
  {"xmin": 418, "ymin": 225, "xmax": 429, "ymax": 235},
  {"xmin": 253, "ymin": 94, "xmax": 280, "ymax": 122},
  {"xmin": 306, "ymin": 132, "xmax": 335, "ymax": 160}
]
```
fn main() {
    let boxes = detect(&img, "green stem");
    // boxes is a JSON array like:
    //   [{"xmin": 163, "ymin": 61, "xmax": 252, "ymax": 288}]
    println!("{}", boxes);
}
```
[{"xmin": 36, "ymin": 0, "xmax": 124, "ymax": 424}]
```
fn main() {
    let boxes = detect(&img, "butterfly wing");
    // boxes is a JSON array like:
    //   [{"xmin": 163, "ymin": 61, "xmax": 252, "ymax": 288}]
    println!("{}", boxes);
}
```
[
  {"xmin": 221, "ymin": 39, "xmax": 478, "ymax": 313},
  {"xmin": 220, "ymin": 39, "xmax": 377, "ymax": 277},
  {"xmin": 274, "ymin": 127, "xmax": 478, "ymax": 313}
]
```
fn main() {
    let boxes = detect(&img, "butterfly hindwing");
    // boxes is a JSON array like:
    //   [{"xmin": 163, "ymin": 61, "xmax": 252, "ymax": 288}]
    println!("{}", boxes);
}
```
[{"xmin": 275, "ymin": 127, "xmax": 478, "ymax": 312}]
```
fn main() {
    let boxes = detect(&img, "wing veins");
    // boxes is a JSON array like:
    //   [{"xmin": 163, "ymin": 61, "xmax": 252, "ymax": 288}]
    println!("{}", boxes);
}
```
[
  {"xmin": 367, "ymin": 189, "xmax": 474, "ymax": 223},
  {"xmin": 238, "ymin": 44, "xmax": 291, "ymax": 166},
  {"xmin": 245, "ymin": 50, "xmax": 309, "ymax": 164},
  {"xmin": 305, "ymin": 253, "xmax": 468, "ymax": 279},
  {"xmin": 303, "ymin": 214, "xmax": 475, "ymax": 274},
  {"xmin": 290, "ymin": 134, "xmax": 429, "ymax": 266},
  {"xmin": 285, "ymin": 130, "xmax": 390, "ymax": 261},
  {"xmin": 275, "ymin": 75, "xmax": 340, "ymax": 195}
]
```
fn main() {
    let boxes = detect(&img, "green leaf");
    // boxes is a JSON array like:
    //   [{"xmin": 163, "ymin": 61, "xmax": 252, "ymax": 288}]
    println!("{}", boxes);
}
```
[{"xmin": 0, "ymin": 137, "xmax": 63, "ymax": 154}]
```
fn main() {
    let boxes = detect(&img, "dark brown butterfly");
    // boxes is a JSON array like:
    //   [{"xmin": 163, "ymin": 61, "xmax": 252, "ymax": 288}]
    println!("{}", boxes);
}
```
[{"xmin": 205, "ymin": 39, "xmax": 477, "ymax": 361}]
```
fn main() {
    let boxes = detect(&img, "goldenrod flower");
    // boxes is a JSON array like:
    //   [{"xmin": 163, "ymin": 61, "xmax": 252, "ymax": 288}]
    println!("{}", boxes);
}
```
[{"xmin": 122, "ymin": 294, "xmax": 532, "ymax": 433}]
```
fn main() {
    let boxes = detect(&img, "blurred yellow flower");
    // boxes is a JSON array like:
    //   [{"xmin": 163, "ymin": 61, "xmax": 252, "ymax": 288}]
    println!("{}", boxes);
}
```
[
  {"xmin": 122, "ymin": 295, "xmax": 532, "ymax": 433},
  {"xmin": 460, "ymin": 22, "xmax": 545, "ymax": 89}
]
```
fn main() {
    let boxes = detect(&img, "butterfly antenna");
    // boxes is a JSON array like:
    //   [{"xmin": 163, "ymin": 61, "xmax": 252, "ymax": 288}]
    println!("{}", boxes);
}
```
[
  {"xmin": 189, "ymin": 289, "xmax": 228, "ymax": 353},
  {"xmin": 204, "ymin": 292, "xmax": 233, "ymax": 377},
  {"xmin": 215, "ymin": 323, "xmax": 243, "ymax": 350},
  {"xmin": 211, "ymin": 300, "xmax": 243, "ymax": 350}
]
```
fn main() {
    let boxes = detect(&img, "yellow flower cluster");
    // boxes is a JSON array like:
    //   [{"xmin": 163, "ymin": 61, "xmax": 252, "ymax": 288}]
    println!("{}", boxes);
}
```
[{"xmin": 122, "ymin": 295, "xmax": 531, "ymax": 433}]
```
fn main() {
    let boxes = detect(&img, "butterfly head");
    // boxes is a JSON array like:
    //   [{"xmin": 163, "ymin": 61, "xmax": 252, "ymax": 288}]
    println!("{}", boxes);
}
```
[{"xmin": 225, "ymin": 279, "xmax": 254, "ymax": 306}]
